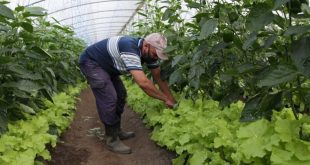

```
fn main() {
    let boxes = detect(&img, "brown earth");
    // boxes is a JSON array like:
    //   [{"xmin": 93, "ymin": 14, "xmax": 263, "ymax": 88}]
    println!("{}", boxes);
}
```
[{"xmin": 46, "ymin": 88, "xmax": 175, "ymax": 165}]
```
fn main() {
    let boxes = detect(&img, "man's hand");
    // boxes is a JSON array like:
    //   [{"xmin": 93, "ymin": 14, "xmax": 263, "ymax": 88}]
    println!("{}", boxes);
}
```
[
  {"xmin": 130, "ymin": 70, "xmax": 169, "ymax": 102},
  {"xmin": 165, "ymin": 99, "xmax": 175, "ymax": 109}
]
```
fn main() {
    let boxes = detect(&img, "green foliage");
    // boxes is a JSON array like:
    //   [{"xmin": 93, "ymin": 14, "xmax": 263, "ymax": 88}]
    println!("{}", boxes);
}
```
[
  {"xmin": 131, "ymin": 0, "xmax": 310, "ymax": 121},
  {"xmin": 0, "ymin": 4, "xmax": 86, "ymax": 133},
  {"xmin": 125, "ymin": 81, "xmax": 310, "ymax": 165},
  {"xmin": 0, "ymin": 83, "xmax": 85, "ymax": 165}
]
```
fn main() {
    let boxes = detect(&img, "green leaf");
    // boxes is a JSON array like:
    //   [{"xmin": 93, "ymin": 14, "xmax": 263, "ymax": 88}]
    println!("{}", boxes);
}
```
[
  {"xmin": 164, "ymin": 45, "xmax": 177, "ymax": 53},
  {"xmin": 169, "ymin": 69, "xmax": 183, "ymax": 85},
  {"xmin": 274, "ymin": 118, "xmax": 299, "ymax": 142},
  {"xmin": 172, "ymin": 153, "xmax": 187, "ymax": 165},
  {"xmin": 285, "ymin": 140, "xmax": 310, "ymax": 161},
  {"xmin": 273, "ymin": 0, "xmax": 290, "ymax": 10},
  {"xmin": 20, "ymin": 22, "xmax": 33, "ymax": 32},
  {"xmin": 178, "ymin": 134, "xmax": 190, "ymax": 145},
  {"xmin": 189, "ymin": 77, "xmax": 200, "ymax": 90},
  {"xmin": 237, "ymin": 119, "xmax": 278, "ymax": 159},
  {"xmin": 242, "ymin": 32, "xmax": 257, "ymax": 50},
  {"xmin": 18, "ymin": 149, "xmax": 36, "ymax": 165},
  {"xmin": 189, "ymin": 151, "xmax": 208, "ymax": 165},
  {"xmin": 186, "ymin": 1, "xmax": 202, "ymax": 8},
  {"xmin": 284, "ymin": 25, "xmax": 310, "ymax": 36},
  {"xmin": 199, "ymin": 19, "xmax": 218, "ymax": 39},
  {"xmin": 0, "ymin": 4, "xmax": 15, "ymax": 19},
  {"xmin": 2, "ymin": 80, "xmax": 43, "ymax": 93},
  {"xmin": 24, "ymin": 7, "xmax": 46, "ymax": 17},
  {"xmin": 259, "ymin": 92, "xmax": 282, "ymax": 119},
  {"xmin": 192, "ymin": 49, "xmax": 205, "ymax": 62},
  {"xmin": 240, "ymin": 95, "xmax": 262, "ymax": 122},
  {"xmin": 8, "ymin": 65, "xmax": 42, "ymax": 80},
  {"xmin": 19, "ymin": 103, "xmax": 36, "ymax": 114},
  {"xmin": 61, "ymin": 61, "xmax": 69, "ymax": 71},
  {"xmin": 220, "ymin": 88, "xmax": 242, "ymax": 108},
  {"xmin": 137, "ymin": 12, "xmax": 147, "ymax": 17},
  {"xmin": 52, "ymin": 24, "xmax": 73, "ymax": 33},
  {"xmin": 46, "ymin": 67, "xmax": 55, "ymax": 78},
  {"xmin": 40, "ymin": 89, "xmax": 54, "ymax": 103},
  {"xmin": 236, "ymin": 63, "xmax": 256, "ymax": 74},
  {"xmin": 0, "ymin": 1, "xmax": 10, "ymax": 5},
  {"xmin": 233, "ymin": 35, "xmax": 243, "ymax": 50},
  {"xmin": 15, "ymin": 6, "xmax": 24, "ymax": 12},
  {"xmin": 258, "ymin": 65, "xmax": 298, "ymax": 87},
  {"xmin": 25, "ymin": 51, "xmax": 43, "ymax": 60},
  {"xmin": 13, "ymin": 89, "xmax": 30, "ymax": 98},
  {"xmin": 246, "ymin": 4, "xmax": 274, "ymax": 32},
  {"xmin": 162, "ymin": 8, "xmax": 172, "ymax": 21},
  {"xmin": 271, "ymin": 148, "xmax": 293, "ymax": 164},
  {"xmin": 188, "ymin": 65, "xmax": 205, "ymax": 79},
  {"xmin": 0, "ymin": 24, "xmax": 9, "ymax": 32},
  {"xmin": 172, "ymin": 55, "xmax": 183, "ymax": 67},
  {"xmin": 211, "ymin": 42, "xmax": 229, "ymax": 53},
  {"xmin": 0, "ymin": 56, "xmax": 11, "ymax": 64},
  {"xmin": 273, "ymin": 15, "xmax": 286, "ymax": 29},
  {"xmin": 37, "ymin": 149, "xmax": 51, "ymax": 160},
  {"xmin": 32, "ymin": 46, "xmax": 52, "ymax": 58},
  {"xmin": 263, "ymin": 35, "xmax": 277, "ymax": 49},
  {"xmin": 241, "ymin": 92, "xmax": 282, "ymax": 122},
  {"xmin": 291, "ymin": 37, "xmax": 310, "ymax": 77}
]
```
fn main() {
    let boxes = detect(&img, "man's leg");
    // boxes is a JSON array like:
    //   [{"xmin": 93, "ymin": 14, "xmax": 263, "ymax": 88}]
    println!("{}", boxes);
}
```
[
  {"xmin": 79, "ymin": 60, "xmax": 131, "ymax": 154},
  {"xmin": 80, "ymin": 59, "xmax": 119, "ymax": 125},
  {"xmin": 111, "ymin": 77, "xmax": 135, "ymax": 140},
  {"xmin": 111, "ymin": 76, "xmax": 127, "ymax": 117}
]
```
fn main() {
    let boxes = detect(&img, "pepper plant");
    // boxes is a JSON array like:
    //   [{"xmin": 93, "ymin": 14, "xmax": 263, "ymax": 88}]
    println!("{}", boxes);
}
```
[
  {"xmin": 0, "ymin": 2, "xmax": 85, "ymax": 134},
  {"xmin": 132, "ymin": 0, "xmax": 310, "ymax": 121}
]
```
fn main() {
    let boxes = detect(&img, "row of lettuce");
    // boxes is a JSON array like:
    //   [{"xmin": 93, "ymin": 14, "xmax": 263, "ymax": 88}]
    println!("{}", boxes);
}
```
[
  {"xmin": 0, "ymin": 2, "xmax": 86, "ymax": 164},
  {"xmin": 0, "ymin": 84, "xmax": 85, "ymax": 164},
  {"xmin": 0, "ymin": 2, "xmax": 85, "ymax": 134},
  {"xmin": 125, "ymin": 80, "xmax": 310, "ymax": 165}
]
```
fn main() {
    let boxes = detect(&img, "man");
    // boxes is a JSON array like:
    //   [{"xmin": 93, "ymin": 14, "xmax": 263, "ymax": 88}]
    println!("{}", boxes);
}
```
[{"xmin": 79, "ymin": 33, "xmax": 176, "ymax": 154}]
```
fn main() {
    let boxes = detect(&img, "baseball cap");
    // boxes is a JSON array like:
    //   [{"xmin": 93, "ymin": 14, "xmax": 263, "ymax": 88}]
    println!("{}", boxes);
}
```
[{"xmin": 144, "ymin": 33, "xmax": 168, "ymax": 60}]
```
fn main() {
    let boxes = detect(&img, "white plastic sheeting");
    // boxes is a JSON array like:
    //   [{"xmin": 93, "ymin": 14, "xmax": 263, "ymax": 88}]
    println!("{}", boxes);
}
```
[{"xmin": 9, "ymin": 0, "xmax": 142, "ymax": 45}]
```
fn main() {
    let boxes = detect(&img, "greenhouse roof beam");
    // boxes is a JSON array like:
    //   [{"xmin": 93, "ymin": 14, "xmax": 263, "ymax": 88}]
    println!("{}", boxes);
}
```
[
  {"xmin": 79, "ymin": 29, "xmax": 120, "ymax": 36},
  {"xmin": 58, "ymin": 8, "xmax": 137, "ymax": 22},
  {"xmin": 75, "ymin": 27, "xmax": 122, "ymax": 34},
  {"xmin": 74, "ymin": 22, "xmax": 127, "ymax": 30},
  {"xmin": 70, "ymin": 16, "xmax": 131, "ymax": 26},
  {"xmin": 76, "ymin": 29, "xmax": 121, "ymax": 36},
  {"xmin": 78, "ymin": 30, "xmax": 120, "ymax": 38},
  {"xmin": 25, "ymin": 0, "xmax": 45, "ymax": 7},
  {"xmin": 120, "ymin": 2, "xmax": 143, "ymax": 34},
  {"xmin": 80, "ymin": 33, "xmax": 120, "ymax": 42},
  {"xmin": 48, "ymin": 0, "xmax": 138, "ymax": 15}
]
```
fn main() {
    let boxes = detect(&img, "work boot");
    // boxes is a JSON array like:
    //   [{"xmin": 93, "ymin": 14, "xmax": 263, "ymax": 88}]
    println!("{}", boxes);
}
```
[
  {"xmin": 105, "ymin": 124, "xmax": 132, "ymax": 154},
  {"xmin": 116, "ymin": 122, "xmax": 135, "ymax": 140}
]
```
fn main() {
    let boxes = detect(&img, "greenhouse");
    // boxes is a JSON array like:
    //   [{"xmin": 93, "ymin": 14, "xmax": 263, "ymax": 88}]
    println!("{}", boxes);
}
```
[{"xmin": 1, "ymin": 0, "xmax": 310, "ymax": 164}]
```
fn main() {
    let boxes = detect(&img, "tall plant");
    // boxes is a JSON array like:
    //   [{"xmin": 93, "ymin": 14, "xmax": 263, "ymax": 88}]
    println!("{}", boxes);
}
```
[
  {"xmin": 0, "ymin": 2, "xmax": 85, "ymax": 134},
  {"xmin": 132, "ymin": 0, "xmax": 310, "ymax": 121}
]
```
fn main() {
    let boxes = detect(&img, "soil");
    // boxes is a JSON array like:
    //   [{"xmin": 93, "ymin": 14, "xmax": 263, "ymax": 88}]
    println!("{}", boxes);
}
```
[{"xmin": 46, "ymin": 88, "xmax": 175, "ymax": 165}]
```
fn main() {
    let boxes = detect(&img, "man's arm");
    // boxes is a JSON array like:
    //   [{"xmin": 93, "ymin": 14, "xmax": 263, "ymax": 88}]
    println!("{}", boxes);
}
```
[
  {"xmin": 150, "ymin": 67, "xmax": 176, "ymax": 103},
  {"xmin": 129, "ymin": 70, "xmax": 174, "ymax": 107}
]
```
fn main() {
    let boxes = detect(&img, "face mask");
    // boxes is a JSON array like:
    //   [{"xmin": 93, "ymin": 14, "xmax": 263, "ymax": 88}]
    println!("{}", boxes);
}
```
[{"xmin": 142, "ymin": 46, "xmax": 157, "ymax": 63}]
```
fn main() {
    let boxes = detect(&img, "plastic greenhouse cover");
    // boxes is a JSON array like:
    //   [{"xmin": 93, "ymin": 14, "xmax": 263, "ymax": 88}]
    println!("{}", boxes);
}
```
[{"xmin": 8, "ymin": 0, "xmax": 141, "ymax": 45}]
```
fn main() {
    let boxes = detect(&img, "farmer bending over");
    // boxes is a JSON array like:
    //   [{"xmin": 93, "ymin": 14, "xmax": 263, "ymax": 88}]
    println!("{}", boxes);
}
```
[{"xmin": 79, "ymin": 33, "xmax": 176, "ymax": 154}]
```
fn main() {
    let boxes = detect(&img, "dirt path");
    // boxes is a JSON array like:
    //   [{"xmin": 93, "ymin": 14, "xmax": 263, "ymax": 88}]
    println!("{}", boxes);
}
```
[{"xmin": 47, "ymin": 88, "xmax": 175, "ymax": 165}]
